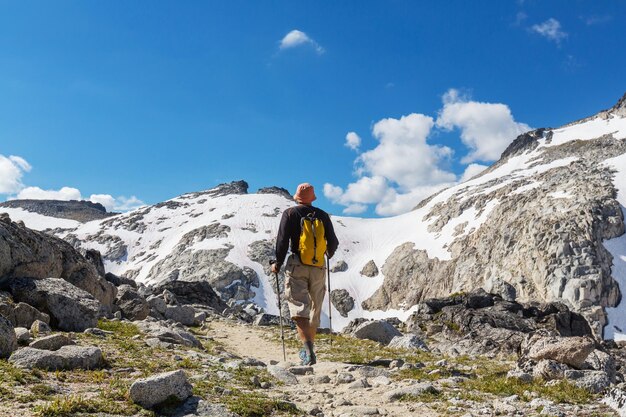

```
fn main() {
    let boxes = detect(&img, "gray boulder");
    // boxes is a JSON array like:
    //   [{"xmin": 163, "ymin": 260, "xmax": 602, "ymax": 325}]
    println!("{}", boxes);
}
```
[
  {"xmin": 565, "ymin": 370, "xmax": 610, "ymax": 393},
  {"xmin": 172, "ymin": 397, "xmax": 240, "ymax": 417},
  {"xmin": 165, "ymin": 305, "xmax": 196, "ymax": 326},
  {"xmin": 136, "ymin": 319, "xmax": 201, "ymax": 348},
  {"xmin": 156, "ymin": 280, "xmax": 228, "ymax": 312},
  {"xmin": 147, "ymin": 295, "xmax": 167, "ymax": 315},
  {"xmin": 523, "ymin": 334, "xmax": 595, "ymax": 368},
  {"xmin": 352, "ymin": 320, "xmax": 402, "ymax": 345},
  {"xmin": 13, "ymin": 302, "xmax": 50, "ymax": 328},
  {"xmin": 9, "ymin": 345, "xmax": 103, "ymax": 370},
  {"xmin": 533, "ymin": 359, "xmax": 568, "ymax": 380},
  {"xmin": 253, "ymin": 313, "xmax": 281, "ymax": 326},
  {"xmin": 14, "ymin": 327, "xmax": 31, "ymax": 345},
  {"xmin": 115, "ymin": 285, "xmax": 150, "ymax": 321},
  {"xmin": 330, "ymin": 289, "xmax": 355, "ymax": 318},
  {"xmin": 31, "ymin": 319, "xmax": 52, "ymax": 335},
  {"xmin": 29, "ymin": 334, "xmax": 75, "ymax": 351},
  {"xmin": 0, "ymin": 217, "xmax": 115, "ymax": 308},
  {"xmin": 0, "ymin": 315, "xmax": 17, "ymax": 358},
  {"xmin": 388, "ymin": 334, "xmax": 429, "ymax": 351},
  {"xmin": 383, "ymin": 383, "xmax": 439, "ymax": 402},
  {"xmin": 267, "ymin": 365, "xmax": 298, "ymax": 385},
  {"xmin": 130, "ymin": 370, "xmax": 192, "ymax": 409},
  {"xmin": 9, "ymin": 277, "xmax": 101, "ymax": 331},
  {"xmin": 360, "ymin": 260, "xmax": 379, "ymax": 277}
]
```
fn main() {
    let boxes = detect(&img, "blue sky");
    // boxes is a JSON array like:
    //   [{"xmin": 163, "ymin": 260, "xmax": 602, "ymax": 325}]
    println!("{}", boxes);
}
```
[{"xmin": 1, "ymin": 1, "xmax": 624, "ymax": 216}]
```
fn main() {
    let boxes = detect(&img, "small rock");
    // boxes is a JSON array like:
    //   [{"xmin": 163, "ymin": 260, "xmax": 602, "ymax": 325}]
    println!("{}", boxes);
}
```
[
  {"xmin": 267, "ymin": 365, "xmax": 298, "ymax": 385},
  {"xmin": 165, "ymin": 305, "xmax": 196, "ymax": 326},
  {"xmin": 30, "ymin": 320, "xmax": 52, "ymax": 336},
  {"xmin": 388, "ymin": 334, "xmax": 429, "ymax": 351},
  {"xmin": 129, "ymin": 370, "xmax": 192, "ymax": 409},
  {"xmin": 84, "ymin": 327, "xmax": 111, "ymax": 337},
  {"xmin": 533, "ymin": 359, "xmax": 569, "ymax": 381},
  {"xmin": 13, "ymin": 302, "xmax": 50, "ymax": 328},
  {"xmin": 336, "ymin": 372, "xmax": 356, "ymax": 384},
  {"xmin": 347, "ymin": 378, "xmax": 370, "ymax": 389},
  {"xmin": 14, "ymin": 327, "xmax": 31, "ymax": 345},
  {"xmin": 371, "ymin": 376, "xmax": 392, "ymax": 386},
  {"xmin": 331, "ymin": 260, "xmax": 348, "ymax": 273},
  {"xmin": 360, "ymin": 260, "xmax": 379, "ymax": 277},
  {"xmin": 253, "ymin": 313, "xmax": 281, "ymax": 326},
  {"xmin": 389, "ymin": 359, "xmax": 404, "ymax": 369},
  {"xmin": 435, "ymin": 359, "xmax": 448, "ymax": 367},
  {"xmin": 507, "ymin": 369, "xmax": 533, "ymax": 383},
  {"xmin": 194, "ymin": 312, "xmax": 207, "ymax": 326},
  {"xmin": 289, "ymin": 366, "xmax": 313, "ymax": 375},
  {"xmin": 524, "ymin": 335, "xmax": 595, "ymax": 369},
  {"xmin": 383, "ymin": 383, "xmax": 439, "ymax": 402}
]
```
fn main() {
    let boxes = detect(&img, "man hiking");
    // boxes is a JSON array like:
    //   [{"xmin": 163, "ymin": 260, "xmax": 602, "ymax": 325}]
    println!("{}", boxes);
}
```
[{"xmin": 271, "ymin": 183, "xmax": 339, "ymax": 365}]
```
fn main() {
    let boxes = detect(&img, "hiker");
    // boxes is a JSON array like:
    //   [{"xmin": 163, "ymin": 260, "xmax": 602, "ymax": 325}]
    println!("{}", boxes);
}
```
[{"xmin": 271, "ymin": 182, "xmax": 339, "ymax": 365}]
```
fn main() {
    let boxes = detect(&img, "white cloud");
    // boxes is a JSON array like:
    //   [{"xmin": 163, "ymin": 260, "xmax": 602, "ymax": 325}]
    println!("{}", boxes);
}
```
[
  {"xmin": 0, "ymin": 155, "xmax": 32, "ymax": 194},
  {"xmin": 325, "ymin": 90, "xmax": 530, "ymax": 216},
  {"xmin": 112, "ymin": 196, "xmax": 145, "ymax": 212},
  {"xmin": 279, "ymin": 30, "xmax": 324, "ymax": 54},
  {"xmin": 345, "ymin": 132, "xmax": 361, "ymax": 151},
  {"xmin": 89, "ymin": 194, "xmax": 117, "ymax": 211},
  {"xmin": 343, "ymin": 204, "xmax": 367, "ymax": 215},
  {"xmin": 530, "ymin": 18, "xmax": 567, "ymax": 44},
  {"xmin": 361, "ymin": 113, "xmax": 456, "ymax": 190},
  {"xmin": 16, "ymin": 186, "xmax": 82, "ymax": 201},
  {"xmin": 89, "ymin": 194, "xmax": 145, "ymax": 212},
  {"xmin": 436, "ymin": 89, "xmax": 531, "ymax": 163},
  {"xmin": 460, "ymin": 163, "xmax": 489, "ymax": 183},
  {"xmin": 583, "ymin": 15, "xmax": 612, "ymax": 26}
]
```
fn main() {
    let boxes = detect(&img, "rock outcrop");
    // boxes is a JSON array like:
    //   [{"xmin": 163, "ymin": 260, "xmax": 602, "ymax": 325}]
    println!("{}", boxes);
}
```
[
  {"xmin": 0, "ymin": 216, "xmax": 116, "ymax": 309},
  {"xmin": 9, "ymin": 277, "xmax": 101, "ymax": 332},
  {"xmin": 0, "ymin": 199, "xmax": 115, "ymax": 222}
]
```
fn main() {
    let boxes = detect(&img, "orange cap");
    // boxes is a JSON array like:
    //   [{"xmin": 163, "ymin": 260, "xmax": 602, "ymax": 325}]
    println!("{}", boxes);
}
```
[{"xmin": 294, "ymin": 183, "xmax": 316, "ymax": 204}]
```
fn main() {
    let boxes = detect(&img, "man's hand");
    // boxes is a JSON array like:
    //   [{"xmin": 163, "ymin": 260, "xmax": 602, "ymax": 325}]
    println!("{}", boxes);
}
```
[{"xmin": 270, "ymin": 263, "xmax": 280, "ymax": 274}]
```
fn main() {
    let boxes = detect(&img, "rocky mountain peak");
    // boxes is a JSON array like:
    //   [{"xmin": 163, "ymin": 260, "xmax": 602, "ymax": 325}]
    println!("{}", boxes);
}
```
[
  {"xmin": 608, "ymin": 91, "xmax": 626, "ymax": 117},
  {"xmin": 0, "ymin": 199, "xmax": 115, "ymax": 223},
  {"xmin": 257, "ymin": 186, "xmax": 293, "ymax": 200}
]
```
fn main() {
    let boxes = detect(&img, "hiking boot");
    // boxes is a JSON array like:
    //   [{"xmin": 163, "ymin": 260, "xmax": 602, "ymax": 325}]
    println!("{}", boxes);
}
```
[{"xmin": 299, "ymin": 348, "xmax": 317, "ymax": 366}]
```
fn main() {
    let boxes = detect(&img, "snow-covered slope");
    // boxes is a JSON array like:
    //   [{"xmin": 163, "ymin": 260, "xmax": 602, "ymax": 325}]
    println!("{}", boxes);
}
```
[{"xmin": 4, "ymin": 93, "xmax": 626, "ymax": 337}]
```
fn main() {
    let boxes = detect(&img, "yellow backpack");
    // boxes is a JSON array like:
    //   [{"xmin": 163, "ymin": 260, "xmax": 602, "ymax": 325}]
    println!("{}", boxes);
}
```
[{"xmin": 298, "ymin": 212, "xmax": 327, "ymax": 267}]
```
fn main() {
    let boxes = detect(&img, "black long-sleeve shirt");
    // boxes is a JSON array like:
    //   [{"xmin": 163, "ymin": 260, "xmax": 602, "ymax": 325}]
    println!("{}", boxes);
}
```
[{"xmin": 275, "ymin": 204, "xmax": 339, "ymax": 269}]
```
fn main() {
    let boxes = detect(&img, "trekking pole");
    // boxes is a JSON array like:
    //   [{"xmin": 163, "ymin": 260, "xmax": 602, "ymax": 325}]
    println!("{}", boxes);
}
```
[
  {"xmin": 269, "ymin": 260, "xmax": 287, "ymax": 362},
  {"xmin": 326, "ymin": 254, "xmax": 333, "ymax": 348}
]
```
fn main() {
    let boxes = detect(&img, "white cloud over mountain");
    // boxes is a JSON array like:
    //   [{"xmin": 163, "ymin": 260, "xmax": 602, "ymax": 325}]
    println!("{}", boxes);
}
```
[
  {"xmin": 279, "ymin": 30, "xmax": 324, "ymax": 54},
  {"xmin": 325, "ymin": 90, "xmax": 530, "ymax": 216},
  {"xmin": 0, "ymin": 153, "xmax": 144, "ymax": 212},
  {"xmin": 436, "ymin": 89, "xmax": 531, "ymax": 163}
]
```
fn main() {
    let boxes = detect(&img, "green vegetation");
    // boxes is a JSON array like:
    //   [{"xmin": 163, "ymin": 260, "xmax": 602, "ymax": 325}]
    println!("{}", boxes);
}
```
[
  {"xmin": 462, "ymin": 372, "xmax": 596, "ymax": 405},
  {"xmin": 33, "ymin": 394, "xmax": 151, "ymax": 417},
  {"xmin": 97, "ymin": 318, "xmax": 140, "ymax": 337}
]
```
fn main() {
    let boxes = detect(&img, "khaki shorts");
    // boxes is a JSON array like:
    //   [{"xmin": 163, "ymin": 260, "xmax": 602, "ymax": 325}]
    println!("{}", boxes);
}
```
[{"xmin": 284, "ymin": 254, "xmax": 326, "ymax": 330}]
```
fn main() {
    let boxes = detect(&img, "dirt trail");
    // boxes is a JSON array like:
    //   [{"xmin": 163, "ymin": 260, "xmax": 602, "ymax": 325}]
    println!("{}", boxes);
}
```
[{"xmin": 210, "ymin": 318, "xmax": 439, "ymax": 417}]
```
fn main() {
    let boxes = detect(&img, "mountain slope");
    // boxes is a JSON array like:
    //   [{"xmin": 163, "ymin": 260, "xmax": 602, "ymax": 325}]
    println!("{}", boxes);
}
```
[{"xmin": 3, "ymin": 93, "xmax": 626, "ymax": 338}]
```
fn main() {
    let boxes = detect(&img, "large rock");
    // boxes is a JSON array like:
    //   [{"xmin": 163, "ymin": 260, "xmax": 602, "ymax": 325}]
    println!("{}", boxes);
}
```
[
  {"xmin": 403, "ymin": 290, "xmax": 594, "ymax": 357},
  {"xmin": 383, "ymin": 383, "xmax": 439, "ymax": 402},
  {"xmin": 330, "ymin": 289, "xmax": 355, "ymax": 318},
  {"xmin": 155, "ymin": 280, "xmax": 228, "ymax": 312},
  {"xmin": 0, "ymin": 217, "xmax": 116, "ymax": 309},
  {"xmin": 0, "ymin": 314, "xmax": 17, "ymax": 358},
  {"xmin": 129, "ymin": 370, "xmax": 192, "ymax": 409},
  {"xmin": 29, "ymin": 334, "xmax": 75, "ymax": 351},
  {"xmin": 165, "ymin": 305, "xmax": 196, "ymax": 326},
  {"xmin": 136, "ymin": 319, "xmax": 201, "ymax": 348},
  {"xmin": 9, "ymin": 345, "xmax": 103, "ymax": 370},
  {"xmin": 523, "ymin": 334, "xmax": 595, "ymax": 368},
  {"xmin": 9, "ymin": 278, "xmax": 101, "ymax": 332},
  {"xmin": 351, "ymin": 320, "xmax": 402, "ymax": 345},
  {"xmin": 115, "ymin": 285, "xmax": 150, "ymax": 321},
  {"xmin": 388, "ymin": 334, "xmax": 429, "ymax": 351},
  {"xmin": 13, "ymin": 302, "xmax": 50, "ymax": 328}
]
